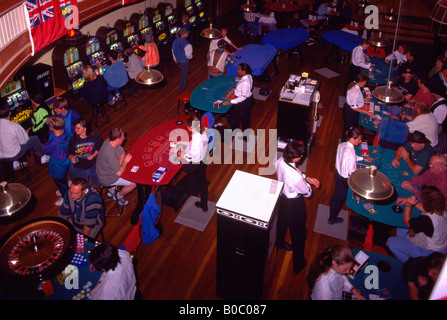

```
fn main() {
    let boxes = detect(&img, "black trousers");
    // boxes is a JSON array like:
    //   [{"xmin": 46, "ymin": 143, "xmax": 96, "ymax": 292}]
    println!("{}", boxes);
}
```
[
  {"xmin": 329, "ymin": 171, "xmax": 349, "ymax": 221},
  {"xmin": 277, "ymin": 194, "xmax": 307, "ymax": 272},
  {"xmin": 182, "ymin": 161, "xmax": 208, "ymax": 206},
  {"xmin": 342, "ymin": 102, "xmax": 359, "ymax": 141},
  {"xmin": 229, "ymin": 95, "xmax": 254, "ymax": 132}
]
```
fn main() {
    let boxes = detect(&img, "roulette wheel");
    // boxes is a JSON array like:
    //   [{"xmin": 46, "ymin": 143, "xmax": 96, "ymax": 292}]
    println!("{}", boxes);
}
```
[{"xmin": 0, "ymin": 217, "xmax": 75, "ymax": 290}]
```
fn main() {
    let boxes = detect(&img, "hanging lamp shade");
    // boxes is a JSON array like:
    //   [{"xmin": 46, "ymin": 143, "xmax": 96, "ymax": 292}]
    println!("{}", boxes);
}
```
[
  {"xmin": 135, "ymin": 66, "xmax": 164, "ymax": 86},
  {"xmin": 429, "ymin": 0, "xmax": 447, "ymax": 35},
  {"xmin": 241, "ymin": 0, "xmax": 256, "ymax": 12},
  {"xmin": 385, "ymin": 9, "xmax": 397, "ymax": 21},
  {"xmin": 0, "ymin": 182, "xmax": 32, "ymax": 218},
  {"xmin": 348, "ymin": 166, "xmax": 394, "ymax": 201},
  {"xmin": 60, "ymin": 29, "xmax": 84, "ymax": 46},
  {"xmin": 368, "ymin": 32, "xmax": 391, "ymax": 47},
  {"xmin": 201, "ymin": 23, "xmax": 222, "ymax": 39},
  {"xmin": 373, "ymin": 81, "xmax": 404, "ymax": 103}
]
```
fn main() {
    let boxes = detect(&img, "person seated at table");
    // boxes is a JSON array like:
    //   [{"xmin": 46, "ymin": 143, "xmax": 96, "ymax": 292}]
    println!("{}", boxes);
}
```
[
  {"xmin": 98, "ymin": 50, "xmax": 128, "ymax": 106},
  {"xmin": 342, "ymin": 73, "xmax": 375, "ymax": 140},
  {"xmin": 222, "ymin": 63, "xmax": 254, "ymax": 140},
  {"xmin": 307, "ymin": 244, "xmax": 366, "ymax": 300},
  {"xmin": 401, "ymin": 154, "xmax": 447, "ymax": 211},
  {"xmin": 387, "ymin": 186, "xmax": 447, "ymax": 263},
  {"xmin": 124, "ymin": 47, "xmax": 144, "ymax": 97},
  {"xmin": 405, "ymin": 101, "xmax": 439, "ymax": 148},
  {"xmin": 174, "ymin": 113, "xmax": 209, "ymax": 212},
  {"xmin": 315, "ymin": 0, "xmax": 330, "ymax": 21},
  {"xmin": 391, "ymin": 131, "xmax": 435, "ymax": 176},
  {"xmin": 207, "ymin": 39, "xmax": 235, "ymax": 79},
  {"xmin": 429, "ymin": 65, "xmax": 447, "ymax": 98},
  {"xmin": 431, "ymin": 94, "xmax": 447, "ymax": 154},
  {"xmin": 257, "ymin": 9, "xmax": 277, "ymax": 36},
  {"xmin": 405, "ymin": 78, "xmax": 435, "ymax": 108},
  {"xmin": 377, "ymin": 105, "xmax": 409, "ymax": 151},
  {"xmin": 80, "ymin": 65, "xmax": 109, "ymax": 117},
  {"xmin": 329, "ymin": 127, "xmax": 373, "ymax": 225},
  {"xmin": 28, "ymin": 90, "xmax": 51, "ymax": 143},
  {"xmin": 346, "ymin": 40, "xmax": 373, "ymax": 90},
  {"xmin": 89, "ymin": 242, "xmax": 137, "ymax": 300},
  {"xmin": 68, "ymin": 118, "xmax": 103, "ymax": 187},
  {"xmin": 385, "ymin": 43, "xmax": 408, "ymax": 67},
  {"xmin": 329, "ymin": 0, "xmax": 352, "ymax": 30},
  {"xmin": 96, "ymin": 128, "xmax": 136, "ymax": 206},
  {"xmin": 394, "ymin": 66, "xmax": 419, "ymax": 102},
  {"xmin": 138, "ymin": 33, "xmax": 160, "ymax": 69},
  {"xmin": 428, "ymin": 56, "xmax": 447, "ymax": 79},
  {"xmin": 52, "ymin": 97, "xmax": 81, "ymax": 139},
  {"xmin": 399, "ymin": 48, "xmax": 423, "ymax": 80},
  {"xmin": 209, "ymin": 27, "xmax": 241, "ymax": 54},
  {"xmin": 403, "ymin": 252, "xmax": 446, "ymax": 300},
  {"xmin": 58, "ymin": 177, "xmax": 104, "ymax": 239}
]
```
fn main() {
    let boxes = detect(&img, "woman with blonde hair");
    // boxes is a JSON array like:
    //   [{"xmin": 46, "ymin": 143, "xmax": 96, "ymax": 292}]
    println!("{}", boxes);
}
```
[{"xmin": 80, "ymin": 65, "xmax": 109, "ymax": 116}]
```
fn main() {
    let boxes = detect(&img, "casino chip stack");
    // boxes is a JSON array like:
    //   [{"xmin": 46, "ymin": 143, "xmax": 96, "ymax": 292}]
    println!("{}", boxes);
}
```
[
  {"xmin": 75, "ymin": 233, "xmax": 85, "ymax": 253},
  {"xmin": 72, "ymin": 281, "xmax": 94, "ymax": 300},
  {"xmin": 70, "ymin": 253, "xmax": 88, "ymax": 266}
]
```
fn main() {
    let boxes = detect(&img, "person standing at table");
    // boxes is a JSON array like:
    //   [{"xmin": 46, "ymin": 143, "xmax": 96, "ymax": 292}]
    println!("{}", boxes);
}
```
[
  {"xmin": 346, "ymin": 40, "xmax": 373, "ymax": 90},
  {"xmin": 68, "ymin": 118, "xmax": 103, "ymax": 187},
  {"xmin": 307, "ymin": 244, "xmax": 366, "ymax": 300},
  {"xmin": 275, "ymin": 140, "xmax": 320, "ymax": 274},
  {"xmin": 387, "ymin": 186, "xmax": 447, "ymax": 263},
  {"xmin": 392, "ymin": 131, "xmax": 434, "ymax": 176},
  {"xmin": 342, "ymin": 73, "xmax": 375, "ymax": 141},
  {"xmin": 209, "ymin": 27, "xmax": 241, "ymax": 54},
  {"xmin": 172, "ymin": 27, "xmax": 193, "ymax": 95},
  {"xmin": 431, "ymin": 94, "xmax": 447, "ymax": 154},
  {"xmin": 401, "ymin": 154, "xmax": 447, "ymax": 210},
  {"xmin": 222, "ymin": 63, "xmax": 254, "ymax": 141},
  {"xmin": 175, "ymin": 113, "xmax": 209, "ymax": 212},
  {"xmin": 96, "ymin": 128, "xmax": 136, "ymax": 206},
  {"xmin": 89, "ymin": 242, "xmax": 137, "ymax": 300},
  {"xmin": 329, "ymin": 127, "xmax": 373, "ymax": 225}
]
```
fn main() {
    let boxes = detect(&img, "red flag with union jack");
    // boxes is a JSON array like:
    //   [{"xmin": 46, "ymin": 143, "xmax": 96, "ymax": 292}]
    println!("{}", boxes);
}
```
[{"xmin": 25, "ymin": 0, "xmax": 78, "ymax": 54}]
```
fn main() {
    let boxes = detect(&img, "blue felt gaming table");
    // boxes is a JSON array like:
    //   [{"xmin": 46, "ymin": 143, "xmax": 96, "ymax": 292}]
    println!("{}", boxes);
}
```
[
  {"xmin": 226, "ymin": 44, "xmax": 277, "ymax": 77},
  {"xmin": 262, "ymin": 27, "xmax": 309, "ymax": 50},
  {"xmin": 322, "ymin": 30, "xmax": 364, "ymax": 52},
  {"xmin": 190, "ymin": 75, "xmax": 237, "ymax": 114}
]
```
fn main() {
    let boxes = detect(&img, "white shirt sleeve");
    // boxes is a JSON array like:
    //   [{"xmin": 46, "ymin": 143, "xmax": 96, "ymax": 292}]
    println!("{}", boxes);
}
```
[
  {"xmin": 352, "ymin": 46, "xmax": 371, "ymax": 69},
  {"xmin": 231, "ymin": 75, "xmax": 253, "ymax": 104},
  {"xmin": 184, "ymin": 44, "xmax": 193, "ymax": 60},
  {"xmin": 346, "ymin": 85, "xmax": 364, "ymax": 109}
]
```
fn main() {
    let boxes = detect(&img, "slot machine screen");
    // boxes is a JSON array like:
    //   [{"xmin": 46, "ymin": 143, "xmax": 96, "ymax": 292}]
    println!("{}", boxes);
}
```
[
  {"xmin": 189, "ymin": 15, "xmax": 196, "ymax": 24},
  {"xmin": 89, "ymin": 51, "xmax": 105, "ymax": 66},
  {"xmin": 72, "ymin": 77, "xmax": 85, "ymax": 91},
  {"xmin": 95, "ymin": 67, "xmax": 105, "ymax": 75},
  {"xmin": 140, "ymin": 27, "xmax": 152, "ymax": 43},
  {"xmin": 106, "ymin": 30, "xmax": 118, "ymax": 45},
  {"xmin": 124, "ymin": 23, "xmax": 134, "ymax": 37},
  {"xmin": 186, "ymin": 6, "xmax": 194, "ymax": 15},
  {"xmin": 153, "ymin": 13, "xmax": 161, "ymax": 24},
  {"xmin": 155, "ymin": 21, "xmax": 164, "ymax": 31},
  {"xmin": 110, "ymin": 42, "xmax": 123, "ymax": 53},
  {"xmin": 168, "ymin": 15, "xmax": 175, "ymax": 25},
  {"xmin": 139, "ymin": 15, "xmax": 149, "ymax": 30},
  {"xmin": 126, "ymin": 34, "xmax": 140, "ymax": 47},
  {"xmin": 185, "ymin": 0, "xmax": 192, "ymax": 7},
  {"xmin": 63, "ymin": 47, "xmax": 80, "ymax": 67},
  {"xmin": 86, "ymin": 37, "xmax": 100, "ymax": 56},
  {"xmin": 66, "ymin": 61, "xmax": 83, "ymax": 79},
  {"xmin": 170, "ymin": 26, "xmax": 179, "ymax": 35},
  {"xmin": 165, "ymin": 6, "xmax": 173, "ymax": 16}
]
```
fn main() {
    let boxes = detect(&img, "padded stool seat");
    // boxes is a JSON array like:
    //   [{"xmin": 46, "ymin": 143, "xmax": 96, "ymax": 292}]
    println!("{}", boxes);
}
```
[{"xmin": 177, "ymin": 91, "xmax": 193, "ymax": 115}]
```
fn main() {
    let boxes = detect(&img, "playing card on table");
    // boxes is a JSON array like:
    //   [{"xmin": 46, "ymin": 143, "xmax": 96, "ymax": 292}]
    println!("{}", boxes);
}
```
[{"xmin": 131, "ymin": 166, "xmax": 139, "ymax": 173}]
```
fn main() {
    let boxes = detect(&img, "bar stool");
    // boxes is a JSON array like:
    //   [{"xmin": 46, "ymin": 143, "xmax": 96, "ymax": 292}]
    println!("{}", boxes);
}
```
[
  {"xmin": 91, "ymin": 103, "xmax": 110, "ymax": 128},
  {"xmin": 177, "ymin": 91, "xmax": 192, "ymax": 115},
  {"xmin": 99, "ymin": 185, "xmax": 136, "ymax": 225},
  {"xmin": 0, "ymin": 156, "xmax": 31, "ymax": 182},
  {"xmin": 109, "ymin": 89, "xmax": 127, "ymax": 114}
]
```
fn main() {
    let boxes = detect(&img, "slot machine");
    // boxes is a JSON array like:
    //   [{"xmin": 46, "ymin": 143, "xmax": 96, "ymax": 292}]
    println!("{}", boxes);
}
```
[
  {"xmin": 162, "ymin": 3, "xmax": 179, "ymax": 39},
  {"xmin": 0, "ymin": 78, "xmax": 32, "ymax": 129},
  {"xmin": 130, "ymin": 12, "xmax": 153, "ymax": 45},
  {"xmin": 96, "ymin": 25, "xmax": 125, "ymax": 61},
  {"xmin": 185, "ymin": 0, "xmax": 197, "ymax": 27},
  {"xmin": 52, "ymin": 45, "xmax": 85, "ymax": 94},
  {"xmin": 84, "ymin": 34, "xmax": 107, "ymax": 75},
  {"xmin": 114, "ymin": 18, "xmax": 140, "ymax": 50},
  {"xmin": 151, "ymin": 9, "xmax": 169, "ymax": 45},
  {"xmin": 194, "ymin": 0, "xmax": 206, "ymax": 23}
]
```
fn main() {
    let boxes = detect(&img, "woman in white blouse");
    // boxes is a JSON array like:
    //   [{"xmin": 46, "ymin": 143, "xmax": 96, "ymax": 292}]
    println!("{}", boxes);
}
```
[
  {"xmin": 275, "ymin": 140, "xmax": 320, "ymax": 273},
  {"xmin": 308, "ymin": 244, "xmax": 366, "ymax": 300},
  {"xmin": 222, "ymin": 63, "xmax": 254, "ymax": 140},
  {"xmin": 343, "ymin": 73, "xmax": 375, "ymax": 141},
  {"xmin": 176, "ymin": 113, "xmax": 209, "ymax": 211}
]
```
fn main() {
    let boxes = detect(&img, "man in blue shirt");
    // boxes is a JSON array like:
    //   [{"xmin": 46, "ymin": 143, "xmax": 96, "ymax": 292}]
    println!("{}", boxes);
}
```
[
  {"xmin": 172, "ymin": 28, "xmax": 193, "ymax": 94},
  {"xmin": 99, "ymin": 51, "xmax": 128, "ymax": 105}
]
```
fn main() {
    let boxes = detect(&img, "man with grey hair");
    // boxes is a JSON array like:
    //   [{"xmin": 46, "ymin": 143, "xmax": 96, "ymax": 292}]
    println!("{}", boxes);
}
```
[{"xmin": 401, "ymin": 154, "xmax": 447, "ymax": 209}]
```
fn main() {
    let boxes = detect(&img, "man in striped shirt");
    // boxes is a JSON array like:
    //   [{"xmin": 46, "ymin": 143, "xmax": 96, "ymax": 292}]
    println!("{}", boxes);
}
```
[{"xmin": 58, "ymin": 177, "xmax": 104, "ymax": 239}]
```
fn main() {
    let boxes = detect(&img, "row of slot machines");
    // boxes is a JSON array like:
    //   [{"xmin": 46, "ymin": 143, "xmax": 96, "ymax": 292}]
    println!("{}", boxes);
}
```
[{"xmin": 52, "ymin": 1, "xmax": 206, "ymax": 95}]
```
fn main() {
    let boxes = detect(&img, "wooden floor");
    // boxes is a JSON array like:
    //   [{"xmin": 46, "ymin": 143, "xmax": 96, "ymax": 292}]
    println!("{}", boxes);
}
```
[{"xmin": 0, "ymin": 12, "xmax": 436, "ymax": 302}]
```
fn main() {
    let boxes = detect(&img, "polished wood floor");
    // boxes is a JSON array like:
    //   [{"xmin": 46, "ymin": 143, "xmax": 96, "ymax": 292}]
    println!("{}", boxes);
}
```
[{"xmin": 1, "ymin": 12, "xmax": 436, "ymax": 301}]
